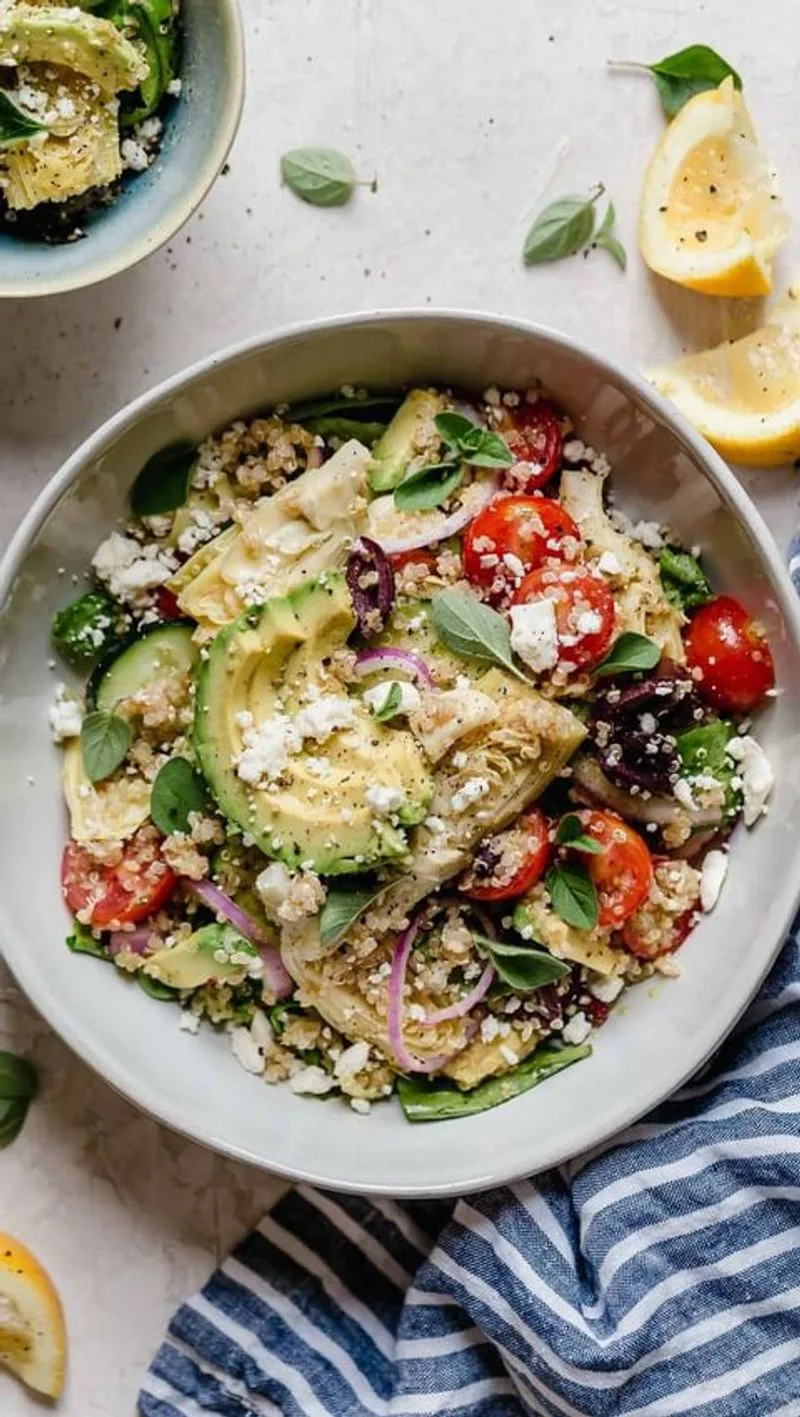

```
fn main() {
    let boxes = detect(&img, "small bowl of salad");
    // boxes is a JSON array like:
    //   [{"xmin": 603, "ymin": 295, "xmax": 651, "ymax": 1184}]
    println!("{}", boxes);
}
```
[
  {"xmin": 2, "ymin": 311, "xmax": 799, "ymax": 1196},
  {"xmin": 0, "ymin": 0, "xmax": 243, "ymax": 296}
]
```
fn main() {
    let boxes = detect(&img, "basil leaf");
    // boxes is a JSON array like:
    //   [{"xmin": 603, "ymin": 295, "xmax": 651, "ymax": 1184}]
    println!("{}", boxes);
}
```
[
  {"xmin": 523, "ymin": 186, "xmax": 604, "ymax": 265},
  {"xmin": 397, "ymin": 1042, "xmax": 590, "ymax": 1122},
  {"xmin": 80, "ymin": 710, "xmax": 132, "ymax": 782},
  {"xmin": 595, "ymin": 632, "xmax": 661, "ymax": 678},
  {"xmin": 130, "ymin": 441, "xmax": 196, "ymax": 517},
  {"xmin": 435, "ymin": 411, "xmax": 477, "ymax": 445},
  {"xmin": 677, "ymin": 719, "xmax": 741, "ymax": 813},
  {"xmin": 547, "ymin": 862, "xmax": 599, "ymax": 930},
  {"xmin": 0, "ymin": 1050, "xmax": 38, "ymax": 1101},
  {"xmin": 280, "ymin": 147, "xmax": 357, "ymax": 207},
  {"xmin": 555, "ymin": 814, "xmax": 604, "ymax": 855},
  {"xmin": 432, "ymin": 589, "xmax": 527, "ymax": 682},
  {"xmin": 66, "ymin": 921, "xmax": 111, "ymax": 961},
  {"xmin": 659, "ymin": 547, "xmax": 714, "ymax": 613},
  {"xmin": 650, "ymin": 45, "xmax": 741, "ymax": 118},
  {"xmin": 150, "ymin": 756, "xmax": 208, "ymax": 835},
  {"xmin": 594, "ymin": 201, "xmax": 627, "ymax": 272},
  {"xmin": 371, "ymin": 682, "xmax": 403, "ymax": 722},
  {"xmin": 319, "ymin": 878, "xmax": 388, "ymax": 947},
  {"xmin": 433, "ymin": 412, "xmax": 513, "ymax": 468},
  {"xmin": 0, "ymin": 92, "xmax": 47, "ymax": 147},
  {"xmin": 394, "ymin": 461, "xmax": 464, "ymax": 512},
  {"xmin": 473, "ymin": 931, "xmax": 569, "ymax": 992},
  {"xmin": 137, "ymin": 973, "xmax": 180, "ymax": 1001},
  {"xmin": 0, "ymin": 1097, "xmax": 32, "ymax": 1149},
  {"xmin": 467, "ymin": 431, "xmax": 515, "ymax": 469}
]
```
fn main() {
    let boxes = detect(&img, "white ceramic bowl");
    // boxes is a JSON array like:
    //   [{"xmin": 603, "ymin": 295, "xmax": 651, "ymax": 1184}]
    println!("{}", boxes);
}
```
[{"xmin": 2, "ymin": 311, "xmax": 799, "ymax": 1197}]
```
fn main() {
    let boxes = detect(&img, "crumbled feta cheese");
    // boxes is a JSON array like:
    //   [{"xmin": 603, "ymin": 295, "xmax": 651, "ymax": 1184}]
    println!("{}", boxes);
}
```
[
  {"xmin": 451, "ymin": 777, "xmax": 490, "ymax": 814},
  {"xmin": 236, "ymin": 714, "xmax": 300, "ymax": 787},
  {"xmin": 480, "ymin": 1014, "xmax": 502, "ymax": 1043},
  {"xmin": 91, "ymin": 532, "xmax": 173, "ymax": 604},
  {"xmin": 588, "ymin": 973, "xmax": 624, "ymax": 1004},
  {"xmin": 230, "ymin": 1025, "xmax": 265, "ymax": 1075},
  {"xmin": 563, "ymin": 438, "xmax": 586, "ymax": 463},
  {"xmin": 366, "ymin": 783, "xmax": 407, "ymax": 817},
  {"xmin": 250, "ymin": 1011, "xmax": 274, "ymax": 1051},
  {"xmin": 499, "ymin": 1044, "xmax": 519, "ymax": 1067},
  {"xmin": 509, "ymin": 598, "xmax": 559, "ymax": 673},
  {"xmin": 49, "ymin": 684, "xmax": 82, "ymax": 742},
  {"xmin": 633, "ymin": 520, "xmax": 664, "ymax": 550},
  {"xmin": 363, "ymin": 680, "xmax": 421, "ymax": 716},
  {"xmin": 178, "ymin": 1009, "xmax": 200, "ymax": 1035},
  {"xmin": 726, "ymin": 736, "xmax": 773, "ymax": 825},
  {"xmin": 502, "ymin": 552, "xmax": 526, "ymax": 580},
  {"xmin": 673, "ymin": 778, "xmax": 696, "ymax": 811},
  {"xmin": 597, "ymin": 550, "xmax": 622, "ymax": 577},
  {"xmin": 575, "ymin": 609, "xmax": 603, "ymax": 636},
  {"xmin": 121, "ymin": 137, "xmax": 150, "ymax": 172},
  {"xmin": 350, "ymin": 1097, "xmax": 371, "ymax": 1115},
  {"xmin": 167, "ymin": 77, "xmax": 183, "ymax": 97},
  {"xmin": 639, "ymin": 713, "xmax": 657, "ymax": 735},
  {"xmin": 562, "ymin": 1011, "xmax": 592, "ymax": 1045},
  {"xmin": 334, "ymin": 1041, "xmax": 369, "ymax": 1080},
  {"xmin": 289, "ymin": 1065, "xmax": 336, "ymax": 1095},
  {"xmin": 700, "ymin": 849, "xmax": 728, "ymax": 912},
  {"xmin": 425, "ymin": 815, "xmax": 446, "ymax": 834},
  {"xmin": 294, "ymin": 694, "xmax": 355, "ymax": 741}
]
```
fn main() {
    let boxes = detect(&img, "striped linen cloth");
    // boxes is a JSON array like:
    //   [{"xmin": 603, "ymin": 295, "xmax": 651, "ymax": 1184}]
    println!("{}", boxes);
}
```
[{"xmin": 139, "ymin": 917, "xmax": 800, "ymax": 1417}]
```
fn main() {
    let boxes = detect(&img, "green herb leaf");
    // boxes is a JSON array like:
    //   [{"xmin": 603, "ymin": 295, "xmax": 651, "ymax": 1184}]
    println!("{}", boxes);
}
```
[
  {"xmin": 150, "ymin": 756, "xmax": 208, "ymax": 835},
  {"xmin": 137, "ymin": 972, "xmax": 181, "ymax": 1001},
  {"xmin": 130, "ymin": 441, "xmax": 196, "ymax": 518},
  {"xmin": 0, "ymin": 1098, "xmax": 33, "ymax": 1149},
  {"xmin": 594, "ymin": 201, "xmax": 627, "ymax": 271},
  {"xmin": 555, "ymin": 813, "xmax": 605, "ymax": 855},
  {"xmin": 0, "ymin": 92, "xmax": 47, "ymax": 148},
  {"xmin": 433, "ymin": 412, "xmax": 513, "ymax": 469},
  {"xmin": 304, "ymin": 416, "xmax": 389, "ymax": 447},
  {"xmin": 473, "ymin": 931, "xmax": 569, "ymax": 992},
  {"xmin": 394, "ymin": 461, "xmax": 464, "ymax": 512},
  {"xmin": 289, "ymin": 393, "xmax": 401, "ymax": 422},
  {"xmin": 371, "ymin": 682, "xmax": 403, "ymax": 722},
  {"xmin": 595, "ymin": 631, "xmax": 662, "ymax": 678},
  {"xmin": 319, "ymin": 878, "xmax": 388, "ymax": 947},
  {"xmin": 523, "ymin": 185, "xmax": 604, "ymax": 265},
  {"xmin": 434, "ymin": 411, "xmax": 478, "ymax": 445},
  {"xmin": 546, "ymin": 862, "xmax": 599, "ymax": 930},
  {"xmin": 80, "ymin": 710, "xmax": 132, "ymax": 782},
  {"xmin": 397, "ymin": 1041, "xmax": 590, "ymax": 1122},
  {"xmin": 650, "ymin": 45, "xmax": 741, "ymax": 118},
  {"xmin": 432, "ymin": 588, "xmax": 527, "ymax": 682},
  {"xmin": 677, "ymin": 718, "xmax": 741, "ymax": 813},
  {"xmin": 66, "ymin": 921, "xmax": 111, "ymax": 961},
  {"xmin": 0, "ymin": 1050, "xmax": 38, "ymax": 1101},
  {"xmin": 280, "ymin": 147, "xmax": 357, "ymax": 207},
  {"xmin": 659, "ymin": 547, "xmax": 714, "ymax": 612},
  {"xmin": 52, "ymin": 589, "xmax": 119, "ymax": 670}
]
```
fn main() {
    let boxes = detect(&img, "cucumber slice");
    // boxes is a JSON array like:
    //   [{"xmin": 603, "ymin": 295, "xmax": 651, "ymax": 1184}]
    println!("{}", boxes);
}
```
[{"xmin": 89, "ymin": 621, "xmax": 198, "ymax": 712}]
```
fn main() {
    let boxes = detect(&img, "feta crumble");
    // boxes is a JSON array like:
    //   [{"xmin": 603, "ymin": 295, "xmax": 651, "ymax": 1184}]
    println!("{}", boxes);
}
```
[
  {"xmin": 230, "ymin": 1024, "xmax": 266, "ymax": 1075},
  {"xmin": 597, "ymin": 550, "xmax": 622, "ymax": 576},
  {"xmin": 294, "ymin": 694, "xmax": 355, "ymax": 741},
  {"xmin": 562, "ymin": 1011, "xmax": 592, "ymax": 1046},
  {"xmin": 289, "ymin": 1065, "xmax": 336, "ymax": 1096},
  {"xmin": 92, "ymin": 532, "xmax": 174, "ymax": 605},
  {"xmin": 451, "ymin": 776, "xmax": 490, "ymax": 814},
  {"xmin": 236, "ymin": 714, "xmax": 300, "ymax": 787},
  {"xmin": 508, "ymin": 598, "xmax": 559, "ymax": 673},
  {"xmin": 49, "ymin": 684, "xmax": 82, "ymax": 742},
  {"xmin": 588, "ymin": 973, "xmax": 624, "ymax": 1004},
  {"xmin": 334, "ymin": 1041, "xmax": 369, "ymax": 1081},
  {"xmin": 366, "ymin": 783, "xmax": 406, "ymax": 817},
  {"xmin": 179, "ymin": 1010, "xmax": 201, "ymax": 1035},
  {"xmin": 363, "ymin": 680, "xmax": 422, "ymax": 716},
  {"xmin": 726, "ymin": 736, "xmax": 773, "ymax": 825},
  {"xmin": 700, "ymin": 850, "xmax": 728, "ymax": 912}
]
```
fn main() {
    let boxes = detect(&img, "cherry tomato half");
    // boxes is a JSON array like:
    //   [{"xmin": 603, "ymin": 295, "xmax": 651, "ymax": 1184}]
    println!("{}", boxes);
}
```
[
  {"xmin": 513, "ymin": 565, "xmax": 615, "ymax": 670},
  {"xmin": 388, "ymin": 548, "xmax": 439, "ymax": 575},
  {"xmin": 623, "ymin": 905, "xmax": 697, "ymax": 960},
  {"xmin": 62, "ymin": 826, "xmax": 176, "ymax": 929},
  {"xmin": 461, "ymin": 808, "xmax": 551, "ymax": 901},
  {"xmin": 505, "ymin": 400, "xmax": 564, "ymax": 492},
  {"xmin": 574, "ymin": 809, "xmax": 654, "ymax": 928},
  {"xmin": 154, "ymin": 586, "xmax": 183, "ymax": 621},
  {"xmin": 685, "ymin": 595, "xmax": 775, "ymax": 713},
  {"xmin": 463, "ymin": 495, "xmax": 581, "ymax": 603}
]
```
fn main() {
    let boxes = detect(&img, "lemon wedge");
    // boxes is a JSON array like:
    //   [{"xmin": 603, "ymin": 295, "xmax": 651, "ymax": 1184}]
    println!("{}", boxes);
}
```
[
  {"xmin": 0, "ymin": 1233, "xmax": 66, "ymax": 1400},
  {"xmin": 650, "ymin": 286, "xmax": 800, "ymax": 465},
  {"xmin": 639, "ymin": 77, "xmax": 788, "ymax": 296}
]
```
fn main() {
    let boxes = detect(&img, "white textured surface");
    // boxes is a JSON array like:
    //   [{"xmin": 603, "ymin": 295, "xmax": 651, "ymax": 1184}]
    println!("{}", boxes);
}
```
[{"xmin": 1, "ymin": 0, "xmax": 800, "ymax": 1412}]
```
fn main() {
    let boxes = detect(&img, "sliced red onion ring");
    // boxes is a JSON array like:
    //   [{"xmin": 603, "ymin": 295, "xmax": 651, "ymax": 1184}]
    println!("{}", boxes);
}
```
[
  {"xmin": 421, "ymin": 961, "xmax": 494, "ymax": 1025},
  {"xmin": 353, "ymin": 646, "xmax": 434, "ymax": 688},
  {"xmin": 387, "ymin": 913, "xmax": 477, "ymax": 1073},
  {"xmin": 109, "ymin": 926, "xmax": 156, "ymax": 957},
  {"xmin": 182, "ymin": 877, "xmax": 294, "ymax": 999},
  {"xmin": 346, "ymin": 537, "xmax": 395, "ymax": 637},
  {"xmin": 306, "ymin": 444, "xmax": 324, "ymax": 469},
  {"xmin": 373, "ymin": 477, "xmax": 500, "ymax": 554}
]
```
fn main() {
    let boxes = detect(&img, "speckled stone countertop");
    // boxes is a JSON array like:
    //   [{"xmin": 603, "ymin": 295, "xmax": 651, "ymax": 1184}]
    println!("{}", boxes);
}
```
[{"xmin": 2, "ymin": 0, "xmax": 800, "ymax": 1411}]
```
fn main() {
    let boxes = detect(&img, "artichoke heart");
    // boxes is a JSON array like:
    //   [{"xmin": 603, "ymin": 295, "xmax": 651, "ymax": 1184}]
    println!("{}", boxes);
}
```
[{"xmin": 1, "ymin": 97, "xmax": 122, "ymax": 210}]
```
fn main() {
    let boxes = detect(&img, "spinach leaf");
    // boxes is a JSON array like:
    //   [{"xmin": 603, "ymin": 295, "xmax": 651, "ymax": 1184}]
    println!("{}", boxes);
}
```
[
  {"xmin": 66, "ymin": 921, "xmax": 111, "ymax": 961},
  {"xmin": 595, "ymin": 632, "xmax": 661, "ymax": 677},
  {"xmin": 137, "ymin": 972, "xmax": 180, "ymax": 1001},
  {"xmin": 0, "ymin": 1050, "xmax": 38, "ymax": 1149},
  {"xmin": 660, "ymin": 547, "xmax": 714, "ymax": 612},
  {"xmin": 319, "ymin": 878, "xmax": 388, "ymax": 947},
  {"xmin": 394, "ymin": 461, "xmax": 464, "ymax": 512},
  {"xmin": 130, "ymin": 441, "xmax": 196, "ymax": 517},
  {"xmin": 80, "ymin": 710, "xmax": 131, "ymax": 782},
  {"xmin": 52, "ymin": 589, "xmax": 119, "ymax": 670},
  {"xmin": 150, "ymin": 756, "xmax": 208, "ymax": 835},
  {"xmin": 397, "ymin": 1042, "xmax": 590, "ymax": 1122},
  {"xmin": 546, "ymin": 862, "xmax": 599, "ymax": 930},
  {"xmin": 304, "ymin": 416, "xmax": 389, "ymax": 447},
  {"xmin": 288, "ymin": 393, "xmax": 401, "ymax": 423},
  {"xmin": 432, "ymin": 589, "xmax": 527, "ymax": 682}
]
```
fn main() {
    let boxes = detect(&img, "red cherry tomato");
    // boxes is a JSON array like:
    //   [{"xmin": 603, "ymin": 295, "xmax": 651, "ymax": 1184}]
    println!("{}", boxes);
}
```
[
  {"xmin": 505, "ymin": 400, "xmax": 564, "ymax": 492},
  {"xmin": 463, "ymin": 495, "xmax": 581, "ymax": 602},
  {"xmin": 573, "ymin": 809, "xmax": 654, "ymax": 928},
  {"xmin": 685, "ymin": 595, "xmax": 775, "ymax": 713},
  {"xmin": 154, "ymin": 586, "xmax": 183, "ymax": 621},
  {"xmin": 513, "ymin": 565, "xmax": 615, "ymax": 670},
  {"xmin": 62, "ymin": 827, "xmax": 176, "ymax": 929},
  {"xmin": 623, "ymin": 905, "xmax": 698, "ymax": 960},
  {"xmin": 388, "ymin": 548, "xmax": 439, "ymax": 574},
  {"xmin": 462, "ymin": 808, "xmax": 551, "ymax": 901}
]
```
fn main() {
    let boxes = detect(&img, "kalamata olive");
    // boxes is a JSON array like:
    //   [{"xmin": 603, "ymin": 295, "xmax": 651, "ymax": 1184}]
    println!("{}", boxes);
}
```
[
  {"xmin": 346, "ymin": 537, "xmax": 395, "ymax": 638},
  {"xmin": 590, "ymin": 663, "xmax": 702, "ymax": 796}
]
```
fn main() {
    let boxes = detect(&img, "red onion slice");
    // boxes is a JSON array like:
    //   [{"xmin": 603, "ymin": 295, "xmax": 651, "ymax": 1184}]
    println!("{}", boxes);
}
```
[
  {"xmin": 421, "ymin": 961, "xmax": 494, "ymax": 1025},
  {"xmin": 182, "ymin": 877, "xmax": 293, "ymax": 999},
  {"xmin": 353, "ymin": 646, "xmax": 434, "ymax": 688},
  {"xmin": 370, "ymin": 476, "xmax": 500, "ymax": 554},
  {"xmin": 346, "ymin": 537, "xmax": 395, "ymax": 637},
  {"xmin": 109, "ymin": 926, "xmax": 157, "ymax": 957},
  {"xmin": 387, "ymin": 913, "xmax": 477, "ymax": 1073}
]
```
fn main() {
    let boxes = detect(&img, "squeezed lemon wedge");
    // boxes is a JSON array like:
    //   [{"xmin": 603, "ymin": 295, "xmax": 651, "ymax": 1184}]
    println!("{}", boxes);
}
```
[
  {"xmin": 0, "ymin": 1233, "xmax": 66, "ymax": 1400},
  {"xmin": 650, "ymin": 285, "xmax": 800, "ymax": 465},
  {"xmin": 639, "ymin": 77, "xmax": 788, "ymax": 296}
]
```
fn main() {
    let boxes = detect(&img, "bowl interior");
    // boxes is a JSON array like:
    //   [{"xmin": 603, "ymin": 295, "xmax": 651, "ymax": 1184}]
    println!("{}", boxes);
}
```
[
  {"xmin": 0, "ymin": 0, "xmax": 243, "ymax": 297},
  {"xmin": 2, "ymin": 312, "xmax": 799, "ymax": 1196}
]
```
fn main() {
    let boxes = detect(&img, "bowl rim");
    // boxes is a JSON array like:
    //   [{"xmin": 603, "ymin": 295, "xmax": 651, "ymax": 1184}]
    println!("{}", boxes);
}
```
[
  {"xmin": 0, "ymin": 0, "xmax": 246, "ymax": 300},
  {"xmin": 3, "ymin": 305, "xmax": 800, "ymax": 1196}
]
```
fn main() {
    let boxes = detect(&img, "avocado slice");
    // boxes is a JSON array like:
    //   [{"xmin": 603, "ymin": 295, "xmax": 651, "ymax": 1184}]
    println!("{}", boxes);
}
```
[
  {"xmin": 194, "ymin": 573, "xmax": 434, "ymax": 874},
  {"xmin": 143, "ymin": 923, "xmax": 258, "ymax": 991},
  {"xmin": 369, "ymin": 389, "xmax": 448, "ymax": 493},
  {"xmin": 0, "ymin": 6, "xmax": 149, "ymax": 94}
]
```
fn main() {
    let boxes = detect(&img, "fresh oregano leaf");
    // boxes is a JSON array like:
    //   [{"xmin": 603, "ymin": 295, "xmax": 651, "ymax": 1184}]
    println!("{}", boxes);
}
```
[
  {"xmin": 280, "ymin": 147, "xmax": 357, "ymax": 207},
  {"xmin": 546, "ymin": 862, "xmax": 599, "ymax": 930},
  {"xmin": 523, "ymin": 185, "xmax": 604, "ymax": 265},
  {"xmin": 0, "ymin": 92, "xmax": 47, "ymax": 147},
  {"xmin": 595, "ymin": 632, "xmax": 662, "ymax": 678},
  {"xmin": 472, "ymin": 931, "xmax": 569, "ymax": 992},
  {"xmin": 650, "ymin": 45, "xmax": 741, "ymax": 118},
  {"xmin": 150, "ymin": 756, "xmax": 208, "ymax": 835},
  {"xmin": 130, "ymin": 441, "xmax": 196, "ymax": 517},
  {"xmin": 434, "ymin": 412, "xmax": 513, "ymax": 469},
  {"xmin": 435, "ymin": 411, "xmax": 477, "ymax": 445},
  {"xmin": 394, "ymin": 461, "xmax": 464, "ymax": 512},
  {"xmin": 80, "ymin": 710, "xmax": 132, "ymax": 782},
  {"xmin": 319, "ymin": 878, "xmax": 388, "ymax": 947},
  {"xmin": 659, "ymin": 547, "xmax": 714, "ymax": 612},
  {"xmin": 593, "ymin": 201, "xmax": 627, "ymax": 271},
  {"xmin": 555, "ymin": 814, "xmax": 605, "ymax": 855},
  {"xmin": 432, "ymin": 589, "xmax": 528, "ymax": 682},
  {"xmin": 371, "ymin": 682, "xmax": 403, "ymax": 722}
]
